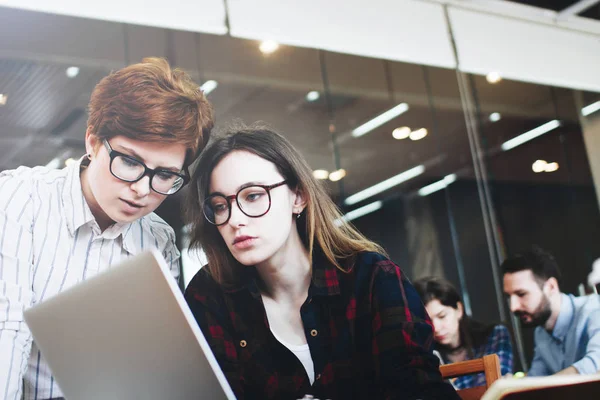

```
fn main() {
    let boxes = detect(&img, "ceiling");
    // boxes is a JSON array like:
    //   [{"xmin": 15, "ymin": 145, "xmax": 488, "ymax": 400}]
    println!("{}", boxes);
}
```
[{"xmin": 0, "ymin": 5, "xmax": 598, "ymax": 212}]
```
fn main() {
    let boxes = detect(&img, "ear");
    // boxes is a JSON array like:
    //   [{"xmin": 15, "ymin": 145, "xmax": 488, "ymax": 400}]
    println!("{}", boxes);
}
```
[
  {"xmin": 292, "ymin": 187, "xmax": 308, "ymax": 214},
  {"xmin": 456, "ymin": 301, "xmax": 464, "ymax": 320},
  {"xmin": 85, "ymin": 127, "xmax": 100, "ymax": 158},
  {"xmin": 544, "ymin": 277, "xmax": 560, "ymax": 295}
]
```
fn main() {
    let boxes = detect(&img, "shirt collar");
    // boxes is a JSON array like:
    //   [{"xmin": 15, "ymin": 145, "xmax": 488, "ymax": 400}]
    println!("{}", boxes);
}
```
[
  {"xmin": 61, "ymin": 155, "xmax": 133, "ymax": 240},
  {"xmin": 552, "ymin": 293, "xmax": 573, "ymax": 341}
]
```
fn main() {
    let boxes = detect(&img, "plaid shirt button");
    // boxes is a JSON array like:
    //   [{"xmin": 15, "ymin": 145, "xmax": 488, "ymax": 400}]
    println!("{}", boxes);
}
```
[
  {"xmin": 310, "ymin": 329, "xmax": 318, "ymax": 337},
  {"xmin": 240, "ymin": 340, "xmax": 247, "ymax": 348}
]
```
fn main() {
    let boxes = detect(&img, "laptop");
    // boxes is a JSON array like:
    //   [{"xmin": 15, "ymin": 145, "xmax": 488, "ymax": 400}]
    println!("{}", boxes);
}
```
[{"xmin": 24, "ymin": 249, "xmax": 236, "ymax": 400}]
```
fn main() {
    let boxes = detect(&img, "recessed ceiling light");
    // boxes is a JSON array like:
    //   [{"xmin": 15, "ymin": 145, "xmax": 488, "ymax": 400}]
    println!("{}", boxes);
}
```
[
  {"xmin": 392, "ymin": 126, "xmax": 411, "ymax": 140},
  {"xmin": 486, "ymin": 71, "xmax": 502, "ymax": 84},
  {"xmin": 200, "ymin": 80, "xmax": 218, "ymax": 95},
  {"xmin": 489, "ymin": 112, "xmax": 501, "ymax": 122},
  {"xmin": 532, "ymin": 160, "xmax": 547, "ymax": 173},
  {"xmin": 0, "ymin": 94, "xmax": 7, "ymax": 106},
  {"xmin": 409, "ymin": 128, "xmax": 428, "ymax": 141},
  {"xmin": 545, "ymin": 162, "xmax": 559, "ymax": 172},
  {"xmin": 259, "ymin": 40, "xmax": 279, "ymax": 55},
  {"xmin": 329, "ymin": 169, "xmax": 346, "ymax": 182},
  {"xmin": 313, "ymin": 169, "xmax": 329, "ymax": 180},
  {"xmin": 66, "ymin": 66, "xmax": 80, "ymax": 78},
  {"xmin": 306, "ymin": 91, "xmax": 320, "ymax": 102}
]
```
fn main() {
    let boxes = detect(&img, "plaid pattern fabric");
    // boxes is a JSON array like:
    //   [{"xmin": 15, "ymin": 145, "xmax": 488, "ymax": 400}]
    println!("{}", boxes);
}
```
[
  {"xmin": 451, "ymin": 325, "xmax": 513, "ymax": 389},
  {"xmin": 185, "ymin": 251, "xmax": 459, "ymax": 399}
]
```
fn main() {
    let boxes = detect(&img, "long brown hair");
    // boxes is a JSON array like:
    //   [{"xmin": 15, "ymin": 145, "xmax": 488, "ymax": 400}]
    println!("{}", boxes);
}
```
[
  {"xmin": 184, "ymin": 124, "xmax": 385, "ymax": 287},
  {"xmin": 414, "ymin": 277, "xmax": 495, "ymax": 358}
]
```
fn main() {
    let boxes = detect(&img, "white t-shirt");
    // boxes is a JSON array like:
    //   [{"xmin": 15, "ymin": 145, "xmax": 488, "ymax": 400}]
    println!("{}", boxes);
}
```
[{"xmin": 270, "ymin": 328, "xmax": 315, "ymax": 385}]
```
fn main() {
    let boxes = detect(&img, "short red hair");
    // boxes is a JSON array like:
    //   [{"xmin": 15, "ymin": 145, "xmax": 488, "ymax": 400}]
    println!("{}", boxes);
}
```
[{"xmin": 87, "ymin": 57, "xmax": 214, "ymax": 166}]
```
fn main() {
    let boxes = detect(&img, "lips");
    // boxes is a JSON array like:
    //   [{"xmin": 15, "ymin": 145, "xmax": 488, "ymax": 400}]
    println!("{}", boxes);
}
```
[
  {"xmin": 121, "ymin": 199, "xmax": 144, "ymax": 208},
  {"xmin": 233, "ymin": 235, "xmax": 255, "ymax": 245}
]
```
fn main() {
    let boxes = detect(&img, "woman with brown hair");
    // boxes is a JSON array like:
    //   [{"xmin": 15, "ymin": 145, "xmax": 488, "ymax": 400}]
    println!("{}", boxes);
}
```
[
  {"xmin": 184, "ymin": 125, "xmax": 459, "ymax": 399},
  {"xmin": 0, "ymin": 57, "xmax": 214, "ymax": 399},
  {"xmin": 414, "ymin": 277, "xmax": 513, "ymax": 389}
]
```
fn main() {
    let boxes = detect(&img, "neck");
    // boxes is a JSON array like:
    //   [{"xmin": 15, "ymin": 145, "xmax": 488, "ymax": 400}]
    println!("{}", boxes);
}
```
[
  {"xmin": 80, "ymin": 166, "xmax": 113, "ymax": 232},
  {"xmin": 256, "ymin": 228, "xmax": 311, "ymax": 304},
  {"xmin": 544, "ymin": 292, "xmax": 563, "ymax": 332}
]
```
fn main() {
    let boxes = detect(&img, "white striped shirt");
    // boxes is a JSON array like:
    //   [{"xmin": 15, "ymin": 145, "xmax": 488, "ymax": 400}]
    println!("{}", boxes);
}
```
[{"xmin": 0, "ymin": 158, "xmax": 180, "ymax": 400}]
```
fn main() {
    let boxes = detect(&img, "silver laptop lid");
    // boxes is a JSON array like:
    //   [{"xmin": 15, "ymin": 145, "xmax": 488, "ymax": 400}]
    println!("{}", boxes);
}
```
[{"xmin": 24, "ymin": 249, "xmax": 236, "ymax": 400}]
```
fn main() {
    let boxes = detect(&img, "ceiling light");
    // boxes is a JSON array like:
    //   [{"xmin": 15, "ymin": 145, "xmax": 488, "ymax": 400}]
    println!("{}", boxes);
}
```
[
  {"xmin": 313, "ymin": 169, "xmax": 329, "ymax": 180},
  {"xmin": 545, "ymin": 162, "xmax": 559, "ymax": 172},
  {"xmin": 344, "ymin": 165, "xmax": 425, "ymax": 205},
  {"xmin": 352, "ymin": 103, "xmax": 409, "ymax": 138},
  {"xmin": 306, "ymin": 91, "xmax": 320, "ymax": 102},
  {"xmin": 392, "ymin": 126, "xmax": 411, "ymax": 140},
  {"xmin": 418, "ymin": 174, "xmax": 457, "ymax": 197},
  {"xmin": 489, "ymin": 112, "xmax": 501, "ymax": 122},
  {"xmin": 486, "ymin": 71, "xmax": 502, "ymax": 84},
  {"xmin": 409, "ymin": 128, "xmax": 428, "ymax": 141},
  {"xmin": 501, "ymin": 120, "xmax": 560, "ymax": 151},
  {"xmin": 341, "ymin": 201, "xmax": 383, "ymax": 223},
  {"xmin": 582, "ymin": 101, "xmax": 600, "ymax": 117},
  {"xmin": 329, "ymin": 169, "xmax": 346, "ymax": 182},
  {"xmin": 0, "ymin": 94, "xmax": 6, "ymax": 106},
  {"xmin": 200, "ymin": 80, "xmax": 218, "ymax": 95},
  {"xmin": 259, "ymin": 40, "xmax": 279, "ymax": 54},
  {"xmin": 66, "ymin": 66, "xmax": 80, "ymax": 78},
  {"xmin": 532, "ymin": 160, "xmax": 547, "ymax": 173}
]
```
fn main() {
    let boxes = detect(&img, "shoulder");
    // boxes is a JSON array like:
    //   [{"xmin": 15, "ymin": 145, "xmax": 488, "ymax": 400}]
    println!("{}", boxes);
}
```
[
  {"xmin": 489, "ymin": 324, "xmax": 510, "ymax": 338},
  {"xmin": 485, "ymin": 324, "xmax": 512, "ymax": 346},
  {"xmin": 0, "ymin": 165, "xmax": 66, "ymax": 210},
  {"xmin": 185, "ymin": 267, "xmax": 226, "ymax": 308},
  {"xmin": 352, "ymin": 251, "xmax": 403, "ymax": 276},
  {"xmin": 574, "ymin": 294, "xmax": 600, "ymax": 321},
  {"xmin": 139, "ymin": 212, "xmax": 177, "ymax": 248}
]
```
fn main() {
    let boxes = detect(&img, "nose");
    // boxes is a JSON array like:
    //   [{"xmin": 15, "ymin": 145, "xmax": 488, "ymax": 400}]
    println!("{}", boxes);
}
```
[
  {"xmin": 227, "ymin": 201, "xmax": 248, "ymax": 227},
  {"xmin": 432, "ymin": 318, "xmax": 442, "ymax": 334},
  {"xmin": 130, "ymin": 175, "xmax": 151, "ymax": 197},
  {"xmin": 509, "ymin": 296, "xmax": 520, "ymax": 313}
]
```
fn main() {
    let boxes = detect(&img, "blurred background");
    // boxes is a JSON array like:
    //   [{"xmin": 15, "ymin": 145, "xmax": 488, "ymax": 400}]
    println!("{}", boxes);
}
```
[{"xmin": 1, "ymin": 0, "xmax": 599, "ymax": 373}]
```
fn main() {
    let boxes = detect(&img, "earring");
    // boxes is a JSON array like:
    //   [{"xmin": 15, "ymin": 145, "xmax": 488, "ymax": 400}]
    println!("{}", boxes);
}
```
[
  {"xmin": 296, "ymin": 211, "xmax": 302, "ymax": 219},
  {"xmin": 85, "ymin": 153, "xmax": 92, "ymax": 160}
]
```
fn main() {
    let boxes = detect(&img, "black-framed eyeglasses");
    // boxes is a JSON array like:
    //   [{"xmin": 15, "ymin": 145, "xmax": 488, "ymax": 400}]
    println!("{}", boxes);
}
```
[
  {"xmin": 103, "ymin": 139, "xmax": 189, "ymax": 195},
  {"xmin": 203, "ymin": 180, "xmax": 288, "ymax": 226}
]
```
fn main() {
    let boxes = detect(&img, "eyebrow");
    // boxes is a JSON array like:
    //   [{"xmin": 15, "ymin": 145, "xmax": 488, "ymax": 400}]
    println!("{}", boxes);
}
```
[
  {"xmin": 209, "ymin": 181, "xmax": 272, "ymax": 196},
  {"xmin": 115, "ymin": 144, "xmax": 182, "ymax": 172}
]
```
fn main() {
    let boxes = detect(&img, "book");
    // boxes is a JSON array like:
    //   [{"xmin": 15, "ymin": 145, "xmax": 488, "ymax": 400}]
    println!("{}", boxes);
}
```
[{"xmin": 481, "ymin": 373, "xmax": 600, "ymax": 400}]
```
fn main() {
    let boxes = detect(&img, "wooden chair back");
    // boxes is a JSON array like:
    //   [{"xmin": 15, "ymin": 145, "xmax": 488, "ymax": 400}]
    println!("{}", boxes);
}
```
[{"xmin": 440, "ymin": 354, "xmax": 501, "ymax": 400}]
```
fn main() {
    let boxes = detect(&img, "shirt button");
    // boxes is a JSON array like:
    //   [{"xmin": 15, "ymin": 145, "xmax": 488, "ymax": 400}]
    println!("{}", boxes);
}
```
[
  {"xmin": 310, "ymin": 329, "xmax": 318, "ymax": 337},
  {"xmin": 239, "ymin": 340, "xmax": 247, "ymax": 348},
  {"xmin": 316, "ymin": 374, "xmax": 321, "ymax": 380}
]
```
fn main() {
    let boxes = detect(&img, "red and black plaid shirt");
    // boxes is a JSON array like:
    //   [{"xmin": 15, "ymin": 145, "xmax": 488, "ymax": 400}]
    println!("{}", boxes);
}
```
[{"xmin": 185, "ymin": 252, "xmax": 459, "ymax": 400}]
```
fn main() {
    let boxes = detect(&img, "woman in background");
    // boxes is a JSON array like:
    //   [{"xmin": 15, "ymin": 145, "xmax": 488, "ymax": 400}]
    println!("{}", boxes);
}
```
[
  {"xmin": 414, "ymin": 276, "xmax": 513, "ymax": 389},
  {"xmin": 183, "ymin": 126, "xmax": 459, "ymax": 399}
]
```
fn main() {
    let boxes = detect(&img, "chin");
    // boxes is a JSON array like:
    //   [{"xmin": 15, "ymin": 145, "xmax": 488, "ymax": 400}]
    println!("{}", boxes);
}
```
[{"xmin": 230, "ymin": 248, "xmax": 271, "ymax": 267}]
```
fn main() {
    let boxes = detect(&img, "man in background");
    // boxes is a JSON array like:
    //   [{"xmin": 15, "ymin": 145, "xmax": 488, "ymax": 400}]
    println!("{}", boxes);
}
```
[{"xmin": 502, "ymin": 246, "xmax": 600, "ymax": 376}]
